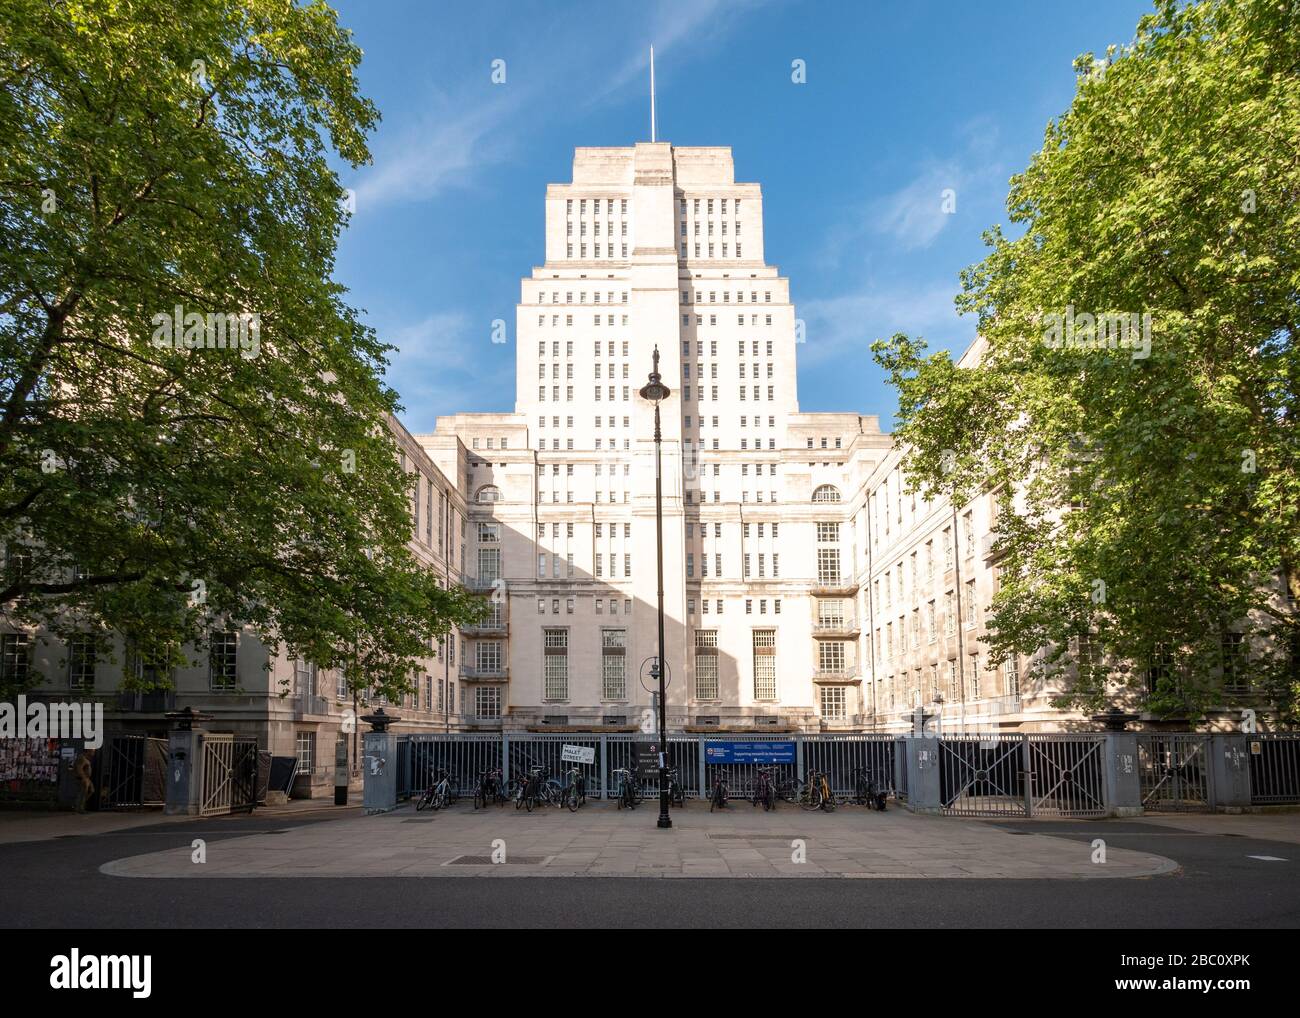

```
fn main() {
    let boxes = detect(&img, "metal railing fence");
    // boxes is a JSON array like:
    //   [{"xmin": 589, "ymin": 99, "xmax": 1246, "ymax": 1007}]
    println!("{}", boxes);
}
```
[
  {"xmin": 1249, "ymin": 734, "xmax": 1300, "ymax": 804},
  {"xmin": 385, "ymin": 730, "xmax": 1300, "ymax": 812},
  {"xmin": 393, "ymin": 732, "xmax": 899, "ymax": 801}
]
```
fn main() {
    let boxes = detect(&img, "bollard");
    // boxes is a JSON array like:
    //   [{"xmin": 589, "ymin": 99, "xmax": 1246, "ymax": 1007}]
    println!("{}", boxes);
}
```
[
  {"xmin": 1105, "ymin": 732, "xmax": 1142, "ymax": 817},
  {"xmin": 1210, "ymin": 734, "xmax": 1251, "ymax": 812}
]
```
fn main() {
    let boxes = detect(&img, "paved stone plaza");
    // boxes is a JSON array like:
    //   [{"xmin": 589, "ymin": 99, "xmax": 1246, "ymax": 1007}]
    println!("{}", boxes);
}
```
[{"xmin": 99, "ymin": 801, "xmax": 1178, "ymax": 880}]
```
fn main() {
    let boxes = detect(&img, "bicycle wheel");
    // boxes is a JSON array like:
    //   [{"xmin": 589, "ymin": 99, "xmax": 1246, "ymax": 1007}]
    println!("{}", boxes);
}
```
[
  {"xmin": 415, "ymin": 790, "xmax": 430, "ymax": 812},
  {"xmin": 473, "ymin": 788, "xmax": 485, "ymax": 811},
  {"xmin": 801, "ymin": 786, "xmax": 822, "ymax": 812},
  {"xmin": 762, "ymin": 785, "xmax": 773, "ymax": 811},
  {"xmin": 567, "ymin": 787, "xmax": 579, "ymax": 812}
]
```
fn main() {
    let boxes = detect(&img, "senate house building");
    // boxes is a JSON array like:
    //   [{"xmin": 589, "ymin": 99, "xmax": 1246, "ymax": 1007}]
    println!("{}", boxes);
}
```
[{"xmin": 15, "ymin": 139, "xmax": 1264, "ymax": 801}]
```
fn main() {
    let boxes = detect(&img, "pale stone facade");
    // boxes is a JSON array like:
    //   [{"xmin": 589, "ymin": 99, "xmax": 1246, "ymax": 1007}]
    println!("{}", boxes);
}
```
[
  {"xmin": 3, "ymin": 142, "xmax": 1139, "ymax": 806},
  {"xmin": 10, "ymin": 414, "xmax": 476, "ymax": 798},
  {"xmin": 418, "ymin": 142, "xmax": 1060, "ymax": 735}
]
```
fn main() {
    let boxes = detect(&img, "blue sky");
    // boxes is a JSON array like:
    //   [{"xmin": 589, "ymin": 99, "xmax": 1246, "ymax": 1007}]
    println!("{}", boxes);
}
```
[{"xmin": 330, "ymin": 0, "xmax": 1155, "ymax": 433}]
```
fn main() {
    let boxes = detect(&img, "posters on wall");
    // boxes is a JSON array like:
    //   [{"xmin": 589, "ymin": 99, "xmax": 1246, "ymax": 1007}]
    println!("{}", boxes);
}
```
[{"xmin": 1, "ymin": 737, "xmax": 61, "ymax": 784}]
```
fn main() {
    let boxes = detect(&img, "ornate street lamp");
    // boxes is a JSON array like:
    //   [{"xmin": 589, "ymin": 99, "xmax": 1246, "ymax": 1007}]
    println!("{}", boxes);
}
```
[{"xmin": 638, "ymin": 347, "xmax": 672, "ymax": 830}]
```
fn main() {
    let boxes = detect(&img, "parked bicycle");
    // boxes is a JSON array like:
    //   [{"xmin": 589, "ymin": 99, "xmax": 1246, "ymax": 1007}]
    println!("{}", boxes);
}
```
[
  {"xmin": 665, "ymin": 766, "xmax": 686, "ymax": 808},
  {"xmin": 777, "ymin": 774, "xmax": 803, "ymax": 805},
  {"xmin": 473, "ymin": 767, "xmax": 504, "ymax": 810},
  {"xmin": 563, "ymin": 766, "xmax": 587, "ymax": 812},
  {"xmin": 514, "ymin": 766, "xmax": 540, "ymax": 812},
  {"xmin": 751, "ymin": 766, "xmax": 777, "ymax": 811},
  {"xmin": 709, "ymin": 772, "xmax": 729, "ymax": 812},
  {"xmin": 851, "ymin": 766, "xmax": 888, "ymax": 811},
  {"xmin": 416, "ymin": 767, "xmax": 454, "ymax": 812},
  {"xmin": 800, "ymin": 768, "xmax": 835, "ymax": 812},
  {"xmin": 535, "ymin": 767, "xmax": 566, "ymax": 808},
  {"xmin": 613, "ymin": 767, "xmax": 640, "ymax": 809}
]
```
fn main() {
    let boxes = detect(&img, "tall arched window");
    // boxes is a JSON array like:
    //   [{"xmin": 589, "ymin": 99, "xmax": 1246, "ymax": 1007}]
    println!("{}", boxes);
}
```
[
  {"xmin": 476, "ymin": 485, "xmax": 502, "ymax": 504},
  {"xmin": 812, "ymin": 484, "xmax": 841, "ymax": 504}
]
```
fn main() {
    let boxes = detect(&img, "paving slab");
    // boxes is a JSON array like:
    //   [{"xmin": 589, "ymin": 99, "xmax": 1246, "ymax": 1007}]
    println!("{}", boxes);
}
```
[{"xmin": 95, "ymin": 800, "xmax": 1181, "ymax": 880}]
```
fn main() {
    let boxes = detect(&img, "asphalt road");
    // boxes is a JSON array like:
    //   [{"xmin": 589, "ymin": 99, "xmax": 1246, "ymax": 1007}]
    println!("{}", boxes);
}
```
[{"xmin": 0, "ymin": 810, "xmax": 1296, "ymax": 929}]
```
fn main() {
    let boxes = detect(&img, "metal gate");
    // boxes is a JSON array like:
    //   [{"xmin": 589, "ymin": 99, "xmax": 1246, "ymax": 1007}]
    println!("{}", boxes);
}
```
[
  {"xmin": 99, "ymin": 736, "xmax": 168, "ymax": 808},
  {"xmin": 200, "ymin": 734, "xmax": 259, "ymax": 815},
  {"xmin": 1249, "ymin": 733, "xmax": 1300, "ymax": 804},
  {"xmin": 939, "ymin": 734, "xmax": 1107, "ymax": 817},
  {"xmin": 940, "ymin": 735, "xmax": 1027, "ymax": 816},
  {"xmin": 1137, "ymin": 733, "xmax": 1212, "ymax": 812},
  {"xmin": 1027, "ymin": 734, "xmax": 1107, "ymax": 817}
]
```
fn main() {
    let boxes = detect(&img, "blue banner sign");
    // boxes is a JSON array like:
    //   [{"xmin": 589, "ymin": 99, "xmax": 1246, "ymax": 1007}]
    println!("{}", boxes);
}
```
[{"xmin": 705, "ymin": 740, "xmax": 795, "ymax": 764}]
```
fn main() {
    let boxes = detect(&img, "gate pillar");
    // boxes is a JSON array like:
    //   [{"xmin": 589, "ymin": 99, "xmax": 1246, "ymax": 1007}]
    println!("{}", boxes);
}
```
[
  {"xmin": 1210, "ymin": 734, "xmax": 1251, "ymax": 812},
  {"xmin": 362, "ymin": 730, "xmax": 399, "ymax": 814},
  {"xmin": 1105, "ymin": 732, "xmax": 1142, "ymax": 817},
  {"xmin": 165, "ymin": 729, "xmax": 203, "ymax": 816},
  {"xmin": 904, "ymin": 737, "xmax": 941, "ymax": 814}
]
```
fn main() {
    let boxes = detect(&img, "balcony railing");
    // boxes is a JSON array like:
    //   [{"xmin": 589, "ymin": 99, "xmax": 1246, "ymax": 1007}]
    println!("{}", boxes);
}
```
[
  {"xmin": 461, "ymin": 665, "xmax": 508, "ymax": 680},
  {"xmin": 813, "ymin": 668, "xmax": 859, "ymax": 682},
  {"xmin": 115, "ymin": 690, "xmax": 177, "ymax": 712},
  {"xmin": 980, "ymin": 531, "xmax": 1004, "ymax": 560},
  {"xmin": 813, "ymin": 620, "xmax": 860, "ymax": 636},
  {"xmin": 461, "ymin": 619, "xmax": 508, "ymax": 635},
  {"xmin": 295, "ymin": 693, "xmax": 330, "ymax": 717},
  {"xmin": 812, "ymin": 577, "xmax": 859, "ymax": 595},
  {"xmin": 465, "ymin": 575, "xmax": 501, "ymax": 592},
  {"xmin": 965, "ymin": 694, "xmax": 1022, "ymax": 716}
]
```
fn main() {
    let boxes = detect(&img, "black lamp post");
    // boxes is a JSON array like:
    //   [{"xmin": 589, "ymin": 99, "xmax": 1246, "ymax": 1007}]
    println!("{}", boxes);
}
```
[{"xmin": 638, "ymin": 346, "xmax": 672, "ymax": 830}]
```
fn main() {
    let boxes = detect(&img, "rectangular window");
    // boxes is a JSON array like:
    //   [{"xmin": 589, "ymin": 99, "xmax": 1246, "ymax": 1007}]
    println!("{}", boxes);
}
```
[
  {"xmin": 1222, "ymin": 633, "xmax": 1248, "ymax": 692},
  {"xmin": 475, "ymin": 685, "xmax": 501, "ymax": 719},
  {"xmin": 818, "ymin": 641, "xmax": 847, "ymax": 674},
  {"xmin": 294, "ymin": 658, "xmax": 317, "ymax": 695},
  {"xmin": 209, "ymin": 631, "xmax": 238, "ymax": 690},
  {"xmin": 817, "ymin": 599, "xmax": 846, "ymax": 628},
  {"xmin": 816, "ymin": 548, "xmax": 840, "ymax": 585},
  {"xmin": 67, "ymin": 634, "xmax": 97, "ymax": 691},
  {"xmin": 753, "ymin": 629, "xmax": 777, "ymax": 700},
  {"xmin": 601, "ymin": 629, "xmax": 627, "ymax": 699},
  {"xmin": 295, "ymin": 731, "xmax": 316, "ymax": 776},
  {"xmin": 476, "ymin": 640, "xmax": 503, "ymax": 674},
  {"xmin": 695, "ymin": 630, "xmax": 719, "ymax": 699},
  {"xmin": 0, "ymin": 632, "xmax": 30, "ymax": 685},
  {"xmin": 820, "ymin": 686, "xmax": 846, "ymax": 719},
  {"xmin": 543, "ymin": 629, "xmax": 568, "ymax": 700}
]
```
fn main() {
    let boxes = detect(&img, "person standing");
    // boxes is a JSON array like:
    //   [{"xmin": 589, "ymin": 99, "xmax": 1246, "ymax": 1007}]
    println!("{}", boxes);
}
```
[{"xmin": 72, "ymin": 747, "xmax": 95, "ymax": 813}]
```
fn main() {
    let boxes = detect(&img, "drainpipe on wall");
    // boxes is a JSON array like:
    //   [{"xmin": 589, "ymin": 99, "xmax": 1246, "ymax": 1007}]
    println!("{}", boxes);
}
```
[
  {"xmin": 864, "ymin": 494, "xmax": 878, "ymax": 733},
  {"xmin": 952, "ymin": 505, "xmax": 968, "ymax": 736}
]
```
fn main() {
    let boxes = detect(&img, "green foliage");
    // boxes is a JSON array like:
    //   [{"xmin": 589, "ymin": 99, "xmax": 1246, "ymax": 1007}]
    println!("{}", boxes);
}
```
[
  {"xmin": 874, "ymin": 0, "xmax": 1299, "ymax": 723},
  {"xmin": 0, "ymin": 0, "xmax": 483, "ymax": 698}
]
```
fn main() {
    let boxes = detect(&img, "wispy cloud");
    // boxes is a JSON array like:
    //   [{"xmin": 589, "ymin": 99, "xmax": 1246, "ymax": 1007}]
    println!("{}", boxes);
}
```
[
  {"xmin": 798, "ymin": 280, "xmax": 965, "ymax": 368},
  {"xmin": 595, "ymin": 0, "xmax": 769, "ymax": 107},
  {"xmin": 869, "ymin": 161, "xmax": 964, "ymax": 251},
  {"xmin": 353, "ymin": 0, "xmax": 767, "ymax": 210},
  {"xmin": 381, "ymin": 311, "xmax": 513, "ymax": 429},
  {"xmin": 353, "ymin": 93, "xmax": 519, "ymax": 209}
]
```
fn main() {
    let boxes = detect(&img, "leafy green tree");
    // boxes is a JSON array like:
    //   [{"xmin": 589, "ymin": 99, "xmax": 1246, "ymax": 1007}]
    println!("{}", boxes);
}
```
[
  {"xmin": 874, "ymin": 0, "xmax": 1298, "ymax": 723},
  {"xmin": 0, "ymin": 0, "xmax": 482, "ymax": 698}
]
